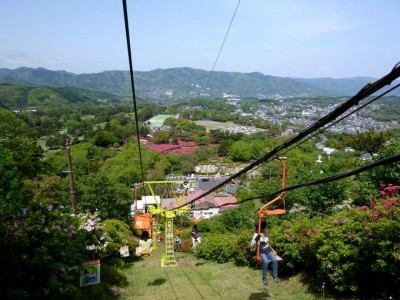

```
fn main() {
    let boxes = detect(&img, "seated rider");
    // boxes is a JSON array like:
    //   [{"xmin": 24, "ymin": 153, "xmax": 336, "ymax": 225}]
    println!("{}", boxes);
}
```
[
  {"xmin": 137, "ymin": 231, "xmax": 153, "ymax": 255},
  {"xmin": 250, "ymin": 221, "xmax": 279, "ymax": 286},
  {"xmin": 191, "ymin": 224, "xmax": 201, "ymax": 249},
  {"xmin": 175, "ymin": 234, "xmax": 182, "ymax": 251}
]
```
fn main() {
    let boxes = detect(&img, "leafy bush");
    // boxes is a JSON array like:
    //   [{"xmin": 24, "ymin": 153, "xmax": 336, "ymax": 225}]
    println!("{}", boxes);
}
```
[
  {"xmin": 196, "ymin": 185, "xmax": 400, "ymax": 298},
  {"xmin": 267, "ymin": 185, "xmax": 400, "ymax": 297},
  {"xmin": 103, "ymin": 219, "xmax": 138, "ymax": 257},
  {"xmin": 0, "ymin": 201, "xmax": 86, "ymax": 299},
  {"xmin": 232, "ymin": 230, "xmax": 256, "ymax": 267},
  {"xmin": 196, "ymin": 233, "xmax": 238, "ymax": 263}
]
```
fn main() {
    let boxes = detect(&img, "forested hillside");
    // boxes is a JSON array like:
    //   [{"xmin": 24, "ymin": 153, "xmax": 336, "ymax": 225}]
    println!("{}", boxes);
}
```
[
  {"xmin": 0, "ymin": 83, "xmax": 121, "ymax": 109},
  {"xmin": 0, "ymin": 79, "xmax": 399, "ymax": 299},
  {"xmin": 3, "ymin": 66, "xmax": 398, "ymax": 100}
]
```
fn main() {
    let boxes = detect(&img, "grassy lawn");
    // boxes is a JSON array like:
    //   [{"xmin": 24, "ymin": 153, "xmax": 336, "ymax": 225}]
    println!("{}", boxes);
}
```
[
  {"xmin": 194, "ymin": 120, "xmax": 266, "ymax": 133},
  {"xmin": 114, "ymin": 248, "xmax": 327, "ymax": 300},
  {"xmin": 147, "ymin": 114, "xmax": 174, "ymax": 126}
]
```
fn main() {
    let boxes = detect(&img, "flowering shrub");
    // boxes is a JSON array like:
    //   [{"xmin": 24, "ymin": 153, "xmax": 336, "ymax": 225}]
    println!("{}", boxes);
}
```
[
  {"xmin": 380, "ymin": 184, "xmax": 400, "ymax": 198},
  {"xmin": 77, "ymin": 212, "xmax": 111, "ymax": 259},
  {"xmin": 266, "ymin": 184, "xmax": 400, "ymax": 297},
  {"xmin": 0, "ymin": 200, "xmax": 86, "ymax": 299},
  {"xmin": 188, "ymin": 184, "xmax": 399, "ymax": 297}
]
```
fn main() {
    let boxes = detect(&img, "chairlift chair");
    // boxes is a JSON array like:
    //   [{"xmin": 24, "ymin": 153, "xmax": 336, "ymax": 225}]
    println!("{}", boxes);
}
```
[{"xmin": 256, "ymin": 157, "xmax": 287, "ymax": 264}]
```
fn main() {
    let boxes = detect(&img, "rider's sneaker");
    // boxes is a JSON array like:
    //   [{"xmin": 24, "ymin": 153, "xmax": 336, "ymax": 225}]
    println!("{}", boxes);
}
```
[
  {"xmin": 262, "ymin": 277, "xmax": 268, "ymax": 286},
  {"xmin": 274, "ymin": 276, "xmax": 280, "ymax": 283}
]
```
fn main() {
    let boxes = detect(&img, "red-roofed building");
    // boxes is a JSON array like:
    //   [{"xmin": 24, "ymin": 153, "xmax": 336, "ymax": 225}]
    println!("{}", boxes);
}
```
[{"xmin": 160, "ymin": 189, "xmax": 238, "ymax": 219}]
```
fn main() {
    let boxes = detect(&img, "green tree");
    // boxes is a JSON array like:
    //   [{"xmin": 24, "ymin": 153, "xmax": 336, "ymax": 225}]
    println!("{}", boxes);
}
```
[
  {"xmin": 230, "ymin": 140, "xmax": 252, "ymax": 161},
  {"xmin": 0, "ymin": 110, "xmax": 44, "ymax": 178},
  {"xmin": 343, "ymin": 129, "xmax": 394, "ymax": 154},
  {"xmin": 93, "ymin": 130, "xmax": 119, "ymax": 147},
  {"xmin": 295, "ymin": 168, "xmax": 349, "ymax": 213},
  {"xmin": 152, "ymin": 130, "xmax": 170, "ymax": 144},
  {"xmin": 353, "ymin": 140, "xmax": 400, "ymax": 205},
  {"xmin": 76, "ymin": 174, "xmax": 130, "ymax": 220}
]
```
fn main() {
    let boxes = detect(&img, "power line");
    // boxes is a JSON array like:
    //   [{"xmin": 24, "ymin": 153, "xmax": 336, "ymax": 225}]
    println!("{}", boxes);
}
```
[
  {"xmin": 122, "ymin": 0, "xmax": 145, "ymax": 182},
  {"xmin": 204, "ymin": 0, "xmax": 242, "ymax": 89}
]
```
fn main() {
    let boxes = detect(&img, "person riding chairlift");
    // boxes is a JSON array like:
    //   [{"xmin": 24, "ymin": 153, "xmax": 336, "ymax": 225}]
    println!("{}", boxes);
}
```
[
  {"xmin": 136, "ymin": 231, "xmax": 153, "ymax": 256},
  {"xmin": 191, "ymin": 224, "xmax": 201, "ymax": 249},
  {"xmin": 251, "ymin": 221, "xmax": 279, "ymax": 286}
]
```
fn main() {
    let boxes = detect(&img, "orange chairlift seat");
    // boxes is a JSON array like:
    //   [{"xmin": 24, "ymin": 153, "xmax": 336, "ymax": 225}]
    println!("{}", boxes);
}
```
[
  {"xmin": 133, "ymin": 183, "xmax": 153, "ymax": 229},
  {"xmin": 256, "ymin": 157, "xmax": 287, "ymax": 264},
  {"xmin": 132, "ymin": 183, "xmax": 154, "ymax": 256}
]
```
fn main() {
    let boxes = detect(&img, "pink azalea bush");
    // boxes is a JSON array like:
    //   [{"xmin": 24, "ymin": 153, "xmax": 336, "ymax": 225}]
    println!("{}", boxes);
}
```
[{"xmin": 269, "ymin": 184, "xmax": 400, "ymax": 297}]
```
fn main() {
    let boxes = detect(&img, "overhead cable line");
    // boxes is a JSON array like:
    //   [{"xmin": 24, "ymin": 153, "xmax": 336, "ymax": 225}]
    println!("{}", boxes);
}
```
[
  {"xmin": 277, "ymin": 81, "xmax": 400, "ymax": 158},
  {"xmin": 247, "ymin": 79, "xmax": 400, "ymax": 177},
  {"xmin": 0, "ymin": 101, "xmax": 33, "ymax": 127},
  {"xmin": 205, "ymin": 154, "xmax": 400, "ymax": 209},
  {"xmin": 122, "ymin": 0, "xmax": 145, "ymax": 182},
  {"xmin": 204, "ymin": 0, "xmax": 242, "ymax": 89},
  {"xmin": 174, "ymin": 61, "xmax": 400, "ymax": 210}
]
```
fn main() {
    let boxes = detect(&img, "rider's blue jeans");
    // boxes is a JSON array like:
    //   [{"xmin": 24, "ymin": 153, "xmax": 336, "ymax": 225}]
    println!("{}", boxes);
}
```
[{"xmin": 260, "ymin": 250, "xmax": 278, "ymax": 278}]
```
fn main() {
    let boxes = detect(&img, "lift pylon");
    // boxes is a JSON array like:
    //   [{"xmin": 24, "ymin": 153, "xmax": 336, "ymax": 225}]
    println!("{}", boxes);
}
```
[{"xmin": 133, "ymin": 180, "xmax": 194, "ymax": 267}]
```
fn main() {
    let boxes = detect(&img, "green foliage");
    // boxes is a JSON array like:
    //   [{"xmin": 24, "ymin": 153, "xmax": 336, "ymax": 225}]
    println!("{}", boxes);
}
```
[
  {"xmin": 103, "ymin": 219, "xmax": 137, "ymax": 256},
  {"xmin": 0, "ymin": 84, "xmax": 101, "ymax": 109},
  {"xmin": 0, "ymin": 201, "xmax": 86, "ymax": 299},
  {"xmin": 268, "ymin": 187, "xmax": 400, "ymax": 297},
  {"xmin": 93, "ymin": 130, "xmax": 119, "ymax": 147},
  {"xmin": 353, "ymin": 140, "xmax": 400, "ymax": 205},
  {"xmin": 216, "ymin": 203, "xmax": 256, "ymax": 233},
  {"xmin": 0, "ymin": 110, "xmax": 44, "ymax": 178},
  {"xmin": 0, "ymin": 146, "xmax": 27, "ymax": 203},
  {"xmin": 233, "ymin": 230, "xmax": 257, "ymax": 266},
  {"xmin": 99, "ymin": 141, "xmax": 146, "ymax": 184},
  {"xmin": 342, "ymin": 129, "xmax": 395, "ymax": 154},
  {"xmin": 230, "ymin": 140, "xmax": 252, "ymax": 161},
  {"xmin": 196, "ymin": 233, "xmax": 238, "ymax": 263},
  {"xmin": 76, "ymin": 174, "xmax": 130, "ymax": 220},
  {"xmin": 195, "ymin": 186, "xmax": 400, "ymax": 297},
  {"xmin": 152, "ymin": 130, "xmax": 170, "ymax": 144}
]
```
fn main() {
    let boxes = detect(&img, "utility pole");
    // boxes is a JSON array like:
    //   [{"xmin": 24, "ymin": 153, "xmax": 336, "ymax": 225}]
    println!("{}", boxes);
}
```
[{"xmin": 66, "ymin": 139, "xmax": 77, "ymax": 214}]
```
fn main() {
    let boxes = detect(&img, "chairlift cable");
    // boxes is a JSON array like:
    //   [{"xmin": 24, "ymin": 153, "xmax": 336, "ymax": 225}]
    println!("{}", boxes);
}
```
[
  {"xmin": 0, "ymin": 101, "xmax": 34, "ymax": 127},
  {"xmin": 249, "ymin": 80, "xmax": 400, "ymax": 176},
  {"xmin": 215, "ymin": 154, "xmax": 400, "ymax": 209},
  {"xmin": 278, "ymin": 81, "xmax": 400, "ymax": 158},
  {"xmin": 204, "ymin": 0, "xmax": 242, "ymax": 90},
  {"xmin": 173, "ymin": 61, "xmax": 400, "ymax": 210},
  {"xmin": 122, "ymin": 0, "xmax": 145, "ymax": 182}
]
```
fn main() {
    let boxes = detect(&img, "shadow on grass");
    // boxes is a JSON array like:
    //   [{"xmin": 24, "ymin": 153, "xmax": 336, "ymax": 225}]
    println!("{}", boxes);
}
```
[
  {"xmin": 298, "ymin": 271, "xmax": 363, "ymax": 299},
  {"xmin": 298, "ymin": 272, "xmax": 322, "ymax": 295},
  {"xmin": 79, "ymin": 262, "xmax": 130, "ymax": 300},
  {"xmin": 248, "ymin": 291, "xmax": 270, "ymax": 299},
  {"xmin": 147, "ymin": 278, "xmax": 167, "ymax": 286},
  {"xmin": 195, "ymin": 262, "xmax": 205, "ymax": 266},
  {"xmin": 304, "ymin": 272, "xmax": 400, "ymax": 300}
]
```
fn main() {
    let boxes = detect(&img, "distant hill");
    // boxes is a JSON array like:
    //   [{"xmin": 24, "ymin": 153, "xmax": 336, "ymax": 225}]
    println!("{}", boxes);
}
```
[
  {"xmin": 0, "ymin": 67, "xmax": 398, "ymax": 100},
  {"xmin": 292, "ymin": 77, "xmax": 378, "ymax": 96},
  {"xmin": 0, "ymin": 83, "xmax": 118, "ymax": 109}
]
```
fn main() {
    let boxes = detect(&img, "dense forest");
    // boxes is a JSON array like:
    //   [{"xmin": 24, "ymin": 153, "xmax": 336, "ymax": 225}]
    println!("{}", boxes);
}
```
[{"xmin": 0, "ymin": 83, "xmax": 399, "ymax": 299}]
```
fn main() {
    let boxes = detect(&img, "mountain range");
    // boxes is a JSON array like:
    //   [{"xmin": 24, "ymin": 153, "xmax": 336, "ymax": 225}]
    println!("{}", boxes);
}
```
[{"xmin": 0, "ymin": 67, "xmax": 398, "ymax": 101}]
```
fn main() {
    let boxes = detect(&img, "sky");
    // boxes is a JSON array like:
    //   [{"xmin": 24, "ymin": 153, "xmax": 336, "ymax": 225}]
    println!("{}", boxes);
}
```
[{"xmin": 1, "ymin": 0, "xmax": 399, "ymax": 78}]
